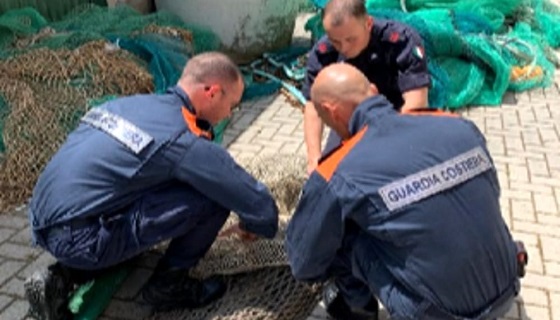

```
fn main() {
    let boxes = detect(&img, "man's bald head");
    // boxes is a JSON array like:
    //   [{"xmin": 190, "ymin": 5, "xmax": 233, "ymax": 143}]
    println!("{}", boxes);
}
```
[
  {"xmin": 310, "ymin": 63, "xmax": 376, "ymax": 139},
  {"xmin": 311, "ymin": 63, "xmax": 372, "ymax": 107},
  {"xmin": 323, "ymin": 0, "xmax": 367, "ymax": 27}
]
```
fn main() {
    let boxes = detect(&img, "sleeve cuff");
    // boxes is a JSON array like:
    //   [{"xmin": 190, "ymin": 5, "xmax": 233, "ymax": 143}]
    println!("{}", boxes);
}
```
[
  {"xmin": 398, "ymin": 73, "xmax": 432, "ymax": 92},
  {"xmin": 241, "ymin": 220, "xmax": 278, "ymax": 239}
]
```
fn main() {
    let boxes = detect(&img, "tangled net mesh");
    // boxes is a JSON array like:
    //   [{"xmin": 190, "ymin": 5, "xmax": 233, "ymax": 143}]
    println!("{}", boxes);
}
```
[
  {"xmin": 0, "ymin": 41, "xmax": 154, "ymax": 209},
  {"xmin": 148, "ymin": 154, "xmax": 322, "ymax": 320},
  {"xmin": 0, "ymin": 6, "xmax": 322, "ymax": 318},
  {"xmin": 0, "ymin": 5, "xmax": 223, "ymax": 211}
]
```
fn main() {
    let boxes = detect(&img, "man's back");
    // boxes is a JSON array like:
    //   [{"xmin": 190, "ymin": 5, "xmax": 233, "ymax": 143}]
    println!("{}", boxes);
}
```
[
  {"xmin": 30, "ymin": 88, "xmax": 198, "ymax": 228},
  {"xmin": 328, "ymin": 105, "xmax": 518, "ymax": 314}
]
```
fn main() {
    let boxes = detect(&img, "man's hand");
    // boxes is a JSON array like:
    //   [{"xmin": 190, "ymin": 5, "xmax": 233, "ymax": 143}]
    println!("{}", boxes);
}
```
[{"xmin": 219, "ymin": 222, "xmax": 259, "ymax": 243}]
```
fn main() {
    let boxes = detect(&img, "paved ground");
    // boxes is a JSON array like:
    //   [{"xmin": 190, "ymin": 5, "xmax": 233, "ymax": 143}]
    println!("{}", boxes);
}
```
[
  {"xmin": 225, "ymin": 83, "xmax": 560, "ymax": 320},
  {"xmin": 0, "ymin": 12, "xmax": 558, "ymax": 320}
]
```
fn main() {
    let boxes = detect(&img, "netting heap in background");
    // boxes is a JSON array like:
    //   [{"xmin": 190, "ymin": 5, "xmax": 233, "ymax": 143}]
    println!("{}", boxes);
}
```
[
  {"xmin": 149, "ymin": 154, "xmax": 321, "ymax": 320},
  {"xmin": 305, "ymin": 0, "xmax": 560, "ymax": 109},
  {"xmin": 0, "ymin": 5, "xmax": 220, "ymax": 211},
  {"xmin": 0, "ymin": 0, "xmax": 107, "ymax": 22}
]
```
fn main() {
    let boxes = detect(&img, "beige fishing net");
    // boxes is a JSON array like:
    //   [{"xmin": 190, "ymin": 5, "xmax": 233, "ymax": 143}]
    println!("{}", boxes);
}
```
[
  {"xmin": 148, "ymin": 154, "xmax": 322, "ymax": 320},
  {"xmin": 0, "ymin": 7, "xmax": 322, "ymax": 318},
  {"xmin": 0, "ymin": 41, "xmax": 154, "ymax": 211},
  {"xmin": 0, "ymin": 5, "xmax": 219, "ymax": 212}
]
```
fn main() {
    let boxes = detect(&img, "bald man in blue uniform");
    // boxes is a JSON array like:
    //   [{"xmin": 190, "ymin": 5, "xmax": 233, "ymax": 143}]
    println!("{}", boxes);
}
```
[{"xmin": 287, "ymin": 63, "xmax": 523, "ymax": 320}]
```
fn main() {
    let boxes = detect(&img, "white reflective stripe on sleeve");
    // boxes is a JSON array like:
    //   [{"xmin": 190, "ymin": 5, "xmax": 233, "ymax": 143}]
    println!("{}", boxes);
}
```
[
  {"xmin": 379, "ymin": 147, "xmax": 493, "ymax": 211},
  {"xmin": 81, "ymin": 109, "xmax": 153, "ymax": 154}
]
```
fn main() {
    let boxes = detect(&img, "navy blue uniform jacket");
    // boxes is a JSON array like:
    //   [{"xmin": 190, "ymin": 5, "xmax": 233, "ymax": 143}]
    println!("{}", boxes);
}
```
[
  {"xmin": 286, "ymin": 95, "xmax": 518, "ymax": 314},
  {"xmin": 302, "ymin": 19, "xmax": 431, "ymax": 109},
  {"xmin": 29, "ymin": 86, "xmax": 278, "ymax": 239}
]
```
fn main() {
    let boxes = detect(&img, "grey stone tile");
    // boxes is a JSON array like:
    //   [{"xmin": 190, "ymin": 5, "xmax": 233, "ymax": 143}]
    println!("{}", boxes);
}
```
[
  {"xmin": 0, "ymin": 261, "xmax": 25, "ymax": 286},
  {"xmin": 0, "ymin": 228, "xmax": 16, "ymax": 244},
  {"xmin": 0, "ymin": 243, "xmax": 41, "ymax": 261},
  {"xmin": 0, "ymin": 277, "xmax": 25, "ymax": 298},
  {"xmin": 0, "ymin": 300, "xmax": 28, "ymax": 320}
]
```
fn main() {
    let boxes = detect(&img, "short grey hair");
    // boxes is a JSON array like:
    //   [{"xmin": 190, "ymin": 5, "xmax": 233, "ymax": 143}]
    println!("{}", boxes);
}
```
[
  {"xmin": 323, "ymin": 0, "xmax": 368, "ymax": 26},
  {"xmin": 181, "ymin": 52, "xmax": 242, "ymax": 85}
]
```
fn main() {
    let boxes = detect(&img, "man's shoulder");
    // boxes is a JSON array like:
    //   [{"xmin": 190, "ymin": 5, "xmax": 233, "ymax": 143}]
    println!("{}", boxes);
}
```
[
  {"xmin": 109, "ymin": 92, "xmax": 160, "ymax": 106},
  {"xmin": 373, "ymin": 18, "xmax": 420, "ymax": 45},
  {"xmin": 309, "ymin": 35, "xmax": 339, "ymax": 65}
]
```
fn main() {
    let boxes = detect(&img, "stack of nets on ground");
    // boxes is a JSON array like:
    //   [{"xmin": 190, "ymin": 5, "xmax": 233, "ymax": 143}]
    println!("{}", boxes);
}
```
[
  {"xmin": 0, "ymin": 0, "xmax": 107, "ymax": 21},
  {"xmin": 0, "ymin": 5, "xmax": 220, "ymax": 211},
  {"xmin": 305, "ymin": 0, "xmax": 560, "ymax": 109},
  {"xmin": 148, "ymin": 154, "xmax": 322, "ymax": 320}
]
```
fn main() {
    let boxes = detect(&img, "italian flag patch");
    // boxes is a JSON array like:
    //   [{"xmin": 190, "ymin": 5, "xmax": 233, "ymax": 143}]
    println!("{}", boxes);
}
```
[{"xmin": 413, "ymin": 46, "xmax": 424, "ymax": 59}]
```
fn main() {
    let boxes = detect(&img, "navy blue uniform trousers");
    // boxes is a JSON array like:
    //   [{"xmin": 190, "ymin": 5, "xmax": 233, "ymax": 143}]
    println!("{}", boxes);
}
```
[
  {"xmin": 34, "ymin": 181, "xmax": 229, "ymax": 271},
  {"xmin": 330, "ymin": 232, "xmax": 517, "ymax": 320}
]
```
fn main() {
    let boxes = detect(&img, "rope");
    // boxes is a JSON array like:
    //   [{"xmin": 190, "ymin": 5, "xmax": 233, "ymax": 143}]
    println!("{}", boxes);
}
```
[
  {"xmin": 492, "ymin": 34, "xmax": 540, "ymax": 80},
  {"xmin": 400, "ymin": 0, "xmax": 409, "ymax": 12},
  {"xmin": 242, "ymin": 50, "xmax": 308, "ymax": 106}
]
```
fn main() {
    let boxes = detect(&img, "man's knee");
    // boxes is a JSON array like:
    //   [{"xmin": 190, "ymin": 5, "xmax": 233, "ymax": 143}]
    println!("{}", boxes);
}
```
[{"xmin": 34, "ymin": 221, "xmax": 106, "ymax": 270}]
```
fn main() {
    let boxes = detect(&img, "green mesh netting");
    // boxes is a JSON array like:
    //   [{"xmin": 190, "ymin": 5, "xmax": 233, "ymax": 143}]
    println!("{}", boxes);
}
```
[
  {"xmin": 0, "ymin": 5, "xmax": 224, "ymax": 209},
  {"xmin": 312, "ymin": 0, "xmax": 526, "ymax": 15},
  {"xmin": 0, "ymin": 0, "xmax": 106, "ymax": 22},
  {"xmin": 305, "ymin": 0, "xmax": 560, "ymax": 109}
]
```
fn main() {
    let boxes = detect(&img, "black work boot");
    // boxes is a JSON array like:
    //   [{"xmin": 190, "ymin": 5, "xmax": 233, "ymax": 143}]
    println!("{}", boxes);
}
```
[
  {"xmin": 141, "ymin": 267, "xmax": 226, "ymax": 312},
  {"xmin": 24, "ymin": 263, "xmax": 75, "ymax": 320},
  {"xmin": 323, "ymin": 283, "xmax": 378, "ymax": 320}
]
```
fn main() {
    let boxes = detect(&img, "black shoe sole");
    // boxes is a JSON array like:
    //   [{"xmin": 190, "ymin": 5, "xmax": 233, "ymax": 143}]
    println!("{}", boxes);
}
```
[
  {"xmin": 25, "ymin": 270, "xmax": 49, "ymax": 319},
  {"xmin": 24, "ymin": 269, "xmax": 72, "ymax": 320}
]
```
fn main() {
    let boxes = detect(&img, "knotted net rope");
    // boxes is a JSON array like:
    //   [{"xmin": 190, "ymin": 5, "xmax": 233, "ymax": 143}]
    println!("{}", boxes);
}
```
[{"xmin": 148, "ymin": 154, "xmax": 322, "ymax": 320}]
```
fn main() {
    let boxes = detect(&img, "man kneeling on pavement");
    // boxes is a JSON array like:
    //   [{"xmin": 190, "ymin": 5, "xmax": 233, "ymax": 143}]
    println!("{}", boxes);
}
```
[
  {"xmin": 286, "ymin": 63, "xmax": 527, "ymax": 320},
  {"xmin": 25, "ymin": 52, "xmax": 279, "ymax": 320}
]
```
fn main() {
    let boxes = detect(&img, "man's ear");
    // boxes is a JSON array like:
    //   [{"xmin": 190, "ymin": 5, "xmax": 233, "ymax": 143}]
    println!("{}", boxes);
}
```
[
  {"xmin": 204, "ymin": 84, "xmax": 221, "ymax": 98},
  {"xmin": 322, "ymin": 101, "xmax": 337, "ymax": 114},
  {"xmin": 365, "ymin": 15, "xmax": 374, "ymax": 30}
]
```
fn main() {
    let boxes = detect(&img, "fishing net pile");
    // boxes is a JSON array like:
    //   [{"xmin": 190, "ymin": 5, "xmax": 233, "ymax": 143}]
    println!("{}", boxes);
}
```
[
  {"xmin": 0, "ymin": 5, "xmax": 320, "ymax": 318},
  {"xmin": 305, "ymin": 0, "xmax": 560, "ymax": 109},
  {"xmin": 148, "ymin": 154, "xmax": 322, "ymax": 320},
  {"xmin": 0, "ymin": 4, "xmax": 221, "ymax": 211}
]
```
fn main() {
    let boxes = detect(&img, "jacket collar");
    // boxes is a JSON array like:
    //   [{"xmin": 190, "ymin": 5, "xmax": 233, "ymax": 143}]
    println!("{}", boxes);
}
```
[
  {"xmin": 168, "ymin": 85, "xmax": 214, "ymax": 139},
  {"xmin": 348, "ymin": 95, "xmax": 396, "ymax": 135}
]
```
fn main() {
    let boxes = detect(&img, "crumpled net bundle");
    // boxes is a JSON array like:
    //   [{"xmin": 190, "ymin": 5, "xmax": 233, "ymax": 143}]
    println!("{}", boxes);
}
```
[
  {"xmin": 148, "ymin": 154, "xmax": 322, "ymax": 320},
  {"xmin": 0, "ymin": 5, "xmax": 221, "ymax": 211},
  {"xmin": 0, "ymin": 40, "xmax": 154, "ymax": 211},
  {"xmin": 305, "ymin": 0, "xmax": 560, "ymax": 109}
]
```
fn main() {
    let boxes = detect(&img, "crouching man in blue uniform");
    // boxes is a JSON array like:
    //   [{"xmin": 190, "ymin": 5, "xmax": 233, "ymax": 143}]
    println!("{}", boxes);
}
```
[
  {"xmin": 25, "ymin": 52, "xmax": 279, "ymax": 320},
  {"xmin": 303, "ymin": 0, "xmax": 431, "ymax": 175},
  {"xmin": 286, "ymin": 63, "xmax": 523, "ymax": 320}
]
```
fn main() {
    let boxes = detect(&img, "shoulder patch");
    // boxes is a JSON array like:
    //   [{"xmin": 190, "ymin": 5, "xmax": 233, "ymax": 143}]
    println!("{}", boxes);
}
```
[
  {"xmin": 81, "ymin": 108, "xmax": 153, "ymax": 154},
  {"xmin": 318, "ymin": 42, "xmax": 328, "ymax": 54},
  {"xmin": 413, "ymin": 45, "xmax": 424, "ymax": 59},
  {"xmin": 378, "ymin": 147, "xmax": 493, "ymax": 211},
  {"xmin": 389, "ymin": 32, "xmax": 400, "ymax": 43}
]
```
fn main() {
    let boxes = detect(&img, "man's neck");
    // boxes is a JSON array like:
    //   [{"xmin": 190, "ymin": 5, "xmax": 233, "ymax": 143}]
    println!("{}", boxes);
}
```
[{"xmin": 177, "ymin": 81, "xmax": 201, "ymax": 115}]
